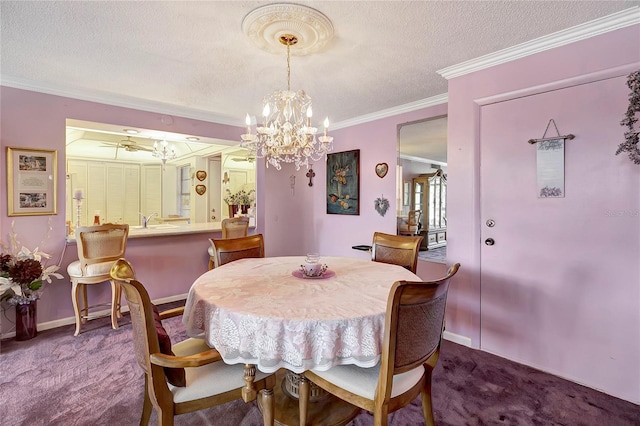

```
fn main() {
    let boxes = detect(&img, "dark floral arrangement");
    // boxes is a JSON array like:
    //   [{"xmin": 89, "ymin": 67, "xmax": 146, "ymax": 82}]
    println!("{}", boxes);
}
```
[
  {"xmin": 539, "ymin": 186, "xmax": 563, "ymax": 198},
  {"xmin": 223, "ymin": 188, "xmax": 255, "ymax": 206},
  {"xmin": 616, "ymin": 70, "xmax": 640, "ymax": 164},
  {"xmin": 0, "ymin": 225, "xmax": 62, "ymax": 305}
]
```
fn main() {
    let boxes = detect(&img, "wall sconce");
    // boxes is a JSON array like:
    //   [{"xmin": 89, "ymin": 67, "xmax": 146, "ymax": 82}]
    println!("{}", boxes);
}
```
[{"xmin": 222, "ymin": 172, "xmax": 230, "ymax": 185}]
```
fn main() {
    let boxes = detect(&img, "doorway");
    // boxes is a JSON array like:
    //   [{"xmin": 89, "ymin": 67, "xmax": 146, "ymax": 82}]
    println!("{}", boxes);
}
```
[{"xmin": 398, "ymin": 116, "xmax": 448, "ymax": 263}]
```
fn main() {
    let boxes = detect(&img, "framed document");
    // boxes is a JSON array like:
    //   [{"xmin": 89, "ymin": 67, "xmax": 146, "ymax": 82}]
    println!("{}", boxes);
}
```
[{"xmin": 7, "ymin": 147, "xmax": 58, "ymax": 216}]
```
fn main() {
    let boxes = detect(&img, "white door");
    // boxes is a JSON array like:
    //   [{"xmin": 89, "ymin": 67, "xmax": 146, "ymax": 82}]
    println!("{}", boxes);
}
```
[
  {"xmin": 208, "ymin": 157, "xmax": 221, "ymax": 222},
  {"xmin": 479, "ymin": 74, "xmax": 638, "ymax": 397}
]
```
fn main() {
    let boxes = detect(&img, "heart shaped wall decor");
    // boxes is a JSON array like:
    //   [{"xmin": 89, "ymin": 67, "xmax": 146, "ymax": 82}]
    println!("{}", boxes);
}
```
[
  {"xmin": 375, "ymin": 163, "xmax": 388, "ymax": 178},
  {"xmin": 195, "ymin": 184, "xmax": 206, "ymax": 195}
]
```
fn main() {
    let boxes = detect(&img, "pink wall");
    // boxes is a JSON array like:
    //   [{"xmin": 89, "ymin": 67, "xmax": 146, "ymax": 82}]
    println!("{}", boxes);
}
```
[{"xmin": 446, "ymin": 25, "xmax": 639, "ymax": 403}]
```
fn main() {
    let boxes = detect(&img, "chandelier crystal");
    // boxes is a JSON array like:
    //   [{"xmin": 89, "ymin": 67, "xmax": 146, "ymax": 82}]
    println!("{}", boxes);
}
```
[
  {"xmin": 152, "ymin": 139, "xmax": 176, "ymax": 166},
  {"xmin": 241, "ymin": 34, "xmax": 333, "ymax": 170}
]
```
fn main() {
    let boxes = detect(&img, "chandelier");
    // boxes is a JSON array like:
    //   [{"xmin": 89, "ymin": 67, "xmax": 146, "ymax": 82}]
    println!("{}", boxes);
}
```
[
  {"xmin": 152, "ymin": 139, "xmax": 176, "ymax": 166},
  {"xmin": 241, "ymin": 34, "xmax": 333, "ymax": 170}
]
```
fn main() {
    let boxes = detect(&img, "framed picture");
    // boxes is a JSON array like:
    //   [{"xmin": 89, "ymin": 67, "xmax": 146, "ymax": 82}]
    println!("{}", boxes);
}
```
[
  {"xmin": 326, "ymin": 149, "xmax": 360, "ymax": 215},
  {"xmin": 7, "ymin": 147, "xmax": 58, "ymax": 216}
]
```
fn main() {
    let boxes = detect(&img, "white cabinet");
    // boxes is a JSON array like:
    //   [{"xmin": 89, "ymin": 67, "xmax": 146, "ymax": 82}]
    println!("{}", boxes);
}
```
[
  {"xmin": 67, "ymin": 160, "xmax": 141, "ymax": 226},
  {"xmin": 141, "ymin": 164, "xmax": 162, "ymax": 221},
  {"xmin": 412, "ymin": 169, "xmax": 447, "ymax": 249}
]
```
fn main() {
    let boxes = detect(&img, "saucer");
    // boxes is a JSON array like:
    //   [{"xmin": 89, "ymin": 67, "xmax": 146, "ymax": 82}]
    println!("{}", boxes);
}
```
[{"xmin": 292, "ymin": 269, "xmax": 336, "ymax": 280}]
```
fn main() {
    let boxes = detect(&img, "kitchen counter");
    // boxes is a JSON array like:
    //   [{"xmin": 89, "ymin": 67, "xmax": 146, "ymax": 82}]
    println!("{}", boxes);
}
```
[{"xmin": 65, "ymin": 219, "xmax": 256, "ymax": 242}]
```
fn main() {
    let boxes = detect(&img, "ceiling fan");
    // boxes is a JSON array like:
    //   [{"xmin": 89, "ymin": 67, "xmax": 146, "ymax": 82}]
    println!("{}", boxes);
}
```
[
  {"xmin": 232, "ymin": 153, "xmax": 256, "ymax": 163},
  {"xmin": 100, "ymin": 136, "xmax": 153, "ymax": 152}
]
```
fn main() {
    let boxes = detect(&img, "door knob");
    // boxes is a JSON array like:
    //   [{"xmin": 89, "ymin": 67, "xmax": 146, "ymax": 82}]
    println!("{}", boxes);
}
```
[{"xmin": 484, "ymin": 238, "xmax": 495, "ymax": 246}]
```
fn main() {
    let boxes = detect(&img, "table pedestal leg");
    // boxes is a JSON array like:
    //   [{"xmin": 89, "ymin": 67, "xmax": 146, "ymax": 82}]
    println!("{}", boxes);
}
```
[
  {"xmin": 242, "ymin": 363, "xmax": 257, "ymax": 402},
  {"xmin": 259, "ymin": 370, "xmax": 360, "ymax": 426}
]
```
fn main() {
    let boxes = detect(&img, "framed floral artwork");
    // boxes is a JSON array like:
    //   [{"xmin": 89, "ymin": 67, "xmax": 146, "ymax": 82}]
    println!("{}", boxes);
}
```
[
  {"xmin": 6, "ymin": 147, "xmax": 58, "ymax": 216},
  {"xmin": 326, "ymin": 149, "xmax": 359, "ymax": 215}
]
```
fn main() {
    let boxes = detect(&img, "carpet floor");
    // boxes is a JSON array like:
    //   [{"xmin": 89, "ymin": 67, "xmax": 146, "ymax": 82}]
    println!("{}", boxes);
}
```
[
  {"xmin": 418, "ymin": 246, "xmax": 446, "ymax": 263},
  {"xmin": 1, "ymin": 302, "xmax": 638, "ymax": 426}
]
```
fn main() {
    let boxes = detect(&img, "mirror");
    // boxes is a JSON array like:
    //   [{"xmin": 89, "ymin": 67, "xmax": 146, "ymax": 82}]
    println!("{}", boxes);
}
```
[
  {"xmin": 65, "ymin": 119, "xmax": 255, "ymax": 229},
  {"xmin": 397, "ymin": 116, "xmax": 447, "ymax": 257}
]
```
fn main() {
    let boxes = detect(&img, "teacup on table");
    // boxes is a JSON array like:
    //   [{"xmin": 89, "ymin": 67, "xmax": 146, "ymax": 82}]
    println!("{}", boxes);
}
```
[{"xmin": 302, "ymin": 253, "xmax": 326, "ymax": 277}]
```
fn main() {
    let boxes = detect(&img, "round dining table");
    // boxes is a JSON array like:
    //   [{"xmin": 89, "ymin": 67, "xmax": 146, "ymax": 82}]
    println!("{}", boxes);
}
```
[{"xmin": 183, "ymin": 255, "xmax": 420, "ymax": 425}]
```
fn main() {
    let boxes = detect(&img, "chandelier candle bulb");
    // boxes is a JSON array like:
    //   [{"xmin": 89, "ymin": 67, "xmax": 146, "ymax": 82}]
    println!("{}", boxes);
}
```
[
  {"xmin": 245, "ymin": 114, "xmax": 252, "ymax": 135},
  {"xmin": 324, "ymin": 118, "xmax": 329, "ymax": 137}
]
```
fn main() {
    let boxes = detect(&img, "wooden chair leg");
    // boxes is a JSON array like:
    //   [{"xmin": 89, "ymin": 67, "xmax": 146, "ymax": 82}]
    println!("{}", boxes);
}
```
[
  {"xmin": 157, "ymin": 408, "xmax": 173, "ymax": 426},
  {"xmin": 110, "ymin": 279, "xmax": 119, "ymax": 330},
  {"xmin": 421, "ymin": 372, "xmax": 435, "ymax": 426},
  {"xmin": 298, "ymin": 375, "xmax": 310, "ymax": 425},
  {"xmin": 115, "ymin": 280, "xmax": 123, "ymax": 318},
  {"xmin": 71, "ymin": 280, "xmax": 83, "ymax": 336},
  {"xmin": 208, "ymin": 257, "xmax": 215, "ymax": 270},
  {"xmin": 80, "ymin": 284, "xmax": 89, "ymax": 324},
  {"xmin": 260, "ymin": 388, "xmax": 274, "ymax": 426},
  {"xmin": 141, "ymin": 376, "xmax": 153, "ymax": 426}
]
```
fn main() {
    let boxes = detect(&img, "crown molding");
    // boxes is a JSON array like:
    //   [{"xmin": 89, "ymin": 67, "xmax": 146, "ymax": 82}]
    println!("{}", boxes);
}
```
[
  {"xmin": 1, "ymin": 73, "xmax": 445, "ymax": 130},
  {"xmin": 331, "ymin": 93, "xmax": 449, "ymax": 130},
  {"xmin": 399, "ymin": 153, "xmax": 447, "ymax": 168},
  {"xmin": 437, "ymin": 6, "xmax": 640, "ymax": 80},
  {"xmin": 0, "ymin": 75, "xmax": 241, "ymax": 126}
]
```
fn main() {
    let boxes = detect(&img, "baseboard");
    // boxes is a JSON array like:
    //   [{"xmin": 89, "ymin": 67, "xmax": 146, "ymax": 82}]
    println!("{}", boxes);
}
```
[
  {"xmin": 1, "ymin": 293, "xmax": 188, "ymax": 339},
  {"xmin": 443, "ymin": 330, "xmax": 472, "ymax": 347}
]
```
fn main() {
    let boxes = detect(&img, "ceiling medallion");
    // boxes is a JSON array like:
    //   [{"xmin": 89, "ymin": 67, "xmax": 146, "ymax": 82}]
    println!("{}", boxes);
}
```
[{"xmin": 241, "ymin": 3, "xmax": 334, "ymax": 55}]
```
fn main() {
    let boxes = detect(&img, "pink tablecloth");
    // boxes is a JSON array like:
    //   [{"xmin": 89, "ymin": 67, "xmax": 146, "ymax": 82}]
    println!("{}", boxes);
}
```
[{"xmin": 183, "ymin": 256, "xmax": 419, "ymax": 373}]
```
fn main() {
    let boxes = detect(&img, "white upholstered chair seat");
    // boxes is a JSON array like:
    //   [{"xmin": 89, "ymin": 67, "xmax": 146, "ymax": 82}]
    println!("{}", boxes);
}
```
[
  {"xmin": 308, "ymin": 364, "xmax": 425, "ymax": 400},
  {"xmin": 67, "ymin": 260, "xmax": 117, "ymax": 278},
  {"xmin": 170, "ymin": 337, "xmax": 272, "ymax": 404}
]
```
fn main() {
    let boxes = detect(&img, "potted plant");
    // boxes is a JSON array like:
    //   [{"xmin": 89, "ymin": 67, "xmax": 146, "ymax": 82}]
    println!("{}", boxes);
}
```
[
  {"xmin": 224, "ymin": 189, "xmax": 256, "ymax": 216},
  {"xmin": 1, "ymin": 225, "xmax": 63, "ymax": 340}
]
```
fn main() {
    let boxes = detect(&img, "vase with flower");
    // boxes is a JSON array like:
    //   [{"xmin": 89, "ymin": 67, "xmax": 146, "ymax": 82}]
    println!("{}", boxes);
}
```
[
  {"xmin": 1, "ymin": 227, "xmax": 63, "ymax": 341},
  {"xmin": 224, "ymin": 188, "xmax": 256, "ymax": 217}
]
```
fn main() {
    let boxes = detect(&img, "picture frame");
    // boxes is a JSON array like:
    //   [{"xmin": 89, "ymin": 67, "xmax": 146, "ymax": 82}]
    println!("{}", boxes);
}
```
[
  {"xmin": 6, "ymin": 147, "xmax": 58, "ymax": 216},
  {"xmin": 326, "ymin": 149, "xmax": 360, "ymax": 215}
]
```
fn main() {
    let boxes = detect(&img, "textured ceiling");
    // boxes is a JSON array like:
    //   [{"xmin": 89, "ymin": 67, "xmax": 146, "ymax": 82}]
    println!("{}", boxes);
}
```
[{"xmin": 1, "ymin": 1, "xmax": 638, "ymax": 162}]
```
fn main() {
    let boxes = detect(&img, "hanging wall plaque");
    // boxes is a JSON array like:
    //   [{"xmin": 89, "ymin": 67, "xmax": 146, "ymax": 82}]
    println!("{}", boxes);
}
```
[{"xmin": 528, "ymin": 119, "xmax": 575, "ymax": 198}]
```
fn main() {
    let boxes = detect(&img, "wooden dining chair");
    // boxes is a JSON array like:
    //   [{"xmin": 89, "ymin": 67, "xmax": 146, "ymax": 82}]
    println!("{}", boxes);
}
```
[
  {"xmin": 207, "ymin": 217, "xmax": 250, "ymax": 270},
  {"xmin": 109, "ymin": 258, "xmax": 276, "ymax": 426},
  {"xmin": 210, "ymin": 233, "xmax": 265, "ymax": 268},
  {"xmin": 371, "ymin": 231, "xmax": 423, "ymax": 273},
  {"xmin": 398, "ymin": 209, "xmax": 422, "ymax": 236},
  {"xmin": 298, "ymin": 263, "xmax": 460, "ymax": 426},
  {"xmin": 67, "ymin": 223, "xmax": 129, "ymax": 336}
]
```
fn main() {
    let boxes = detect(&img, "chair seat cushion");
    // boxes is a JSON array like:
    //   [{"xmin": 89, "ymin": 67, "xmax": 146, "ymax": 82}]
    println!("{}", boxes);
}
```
[
  {"xmin": 67, "ymin": 260, "xmax": 116, "ymax": 278},
  {"xmin": 169, "ymin": 340, "xmax": 272, "ymax": 403},
  {"xmin": 152, "ymin": 304, "xmax": 186, "ymax": 387},
  {"xmin": 309, "ymin": 363, "xmax": 425, "ymax": 400}
]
